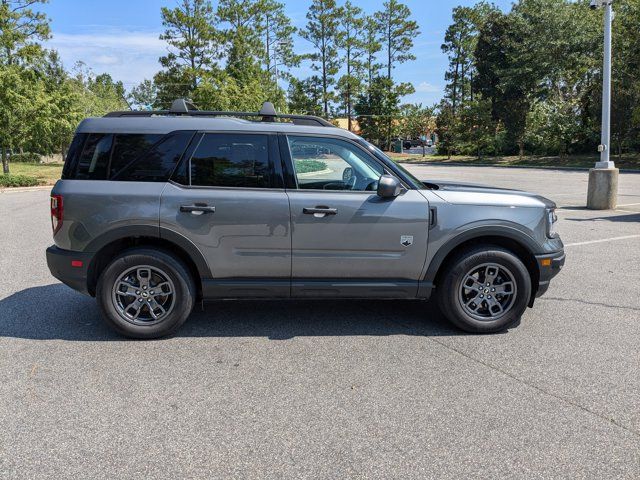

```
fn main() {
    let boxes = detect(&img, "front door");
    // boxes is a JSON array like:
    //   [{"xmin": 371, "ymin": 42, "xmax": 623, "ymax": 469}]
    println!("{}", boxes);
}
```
[
  {"xmin": 160, "ymin": 132, "xmax": 290, "ymax": 297},
  {"xmin": 284, "ymin": 135, "xmax": 430, "ymax": 298}
]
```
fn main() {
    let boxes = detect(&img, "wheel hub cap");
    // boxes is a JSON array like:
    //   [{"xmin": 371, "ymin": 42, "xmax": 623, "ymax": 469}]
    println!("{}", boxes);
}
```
[
  {"xmin": 111, "ymin": 265, "xmax": 176, "ymax": 326},
  {"xmin": 458, "ymin": 263, "xmax": 517, "ymax": 321}
]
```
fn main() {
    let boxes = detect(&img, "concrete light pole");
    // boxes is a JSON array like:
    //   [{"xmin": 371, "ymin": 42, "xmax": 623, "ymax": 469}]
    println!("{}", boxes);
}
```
[{"xmin": 587, "ymin": 0, "xmax": 619, "ymax": 209}]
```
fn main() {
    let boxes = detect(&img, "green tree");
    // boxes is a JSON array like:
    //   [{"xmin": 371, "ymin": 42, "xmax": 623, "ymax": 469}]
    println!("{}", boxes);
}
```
[
  {"xmin": 300, "ymin": 0, "xmax": 342, "ymax": 117},
  {"xmin": 400, "ymin": 103, "xmax": 435, "ymax": 156},
  {"xmin": 128, "ymin": 79, "xmax": 158, "ymax": 110},
  {"xmin": 441, "ymin": 3, "xmax": 495, "ymax": 114},
  {"xmin": 336, "ymin": 1, "xmax": 365, "ymax": 131},
  {"xmin": 0, "ymin": 0, "xmax": 50, "ymax": 66},
  {"xmin": 355, "ymin": 76, "xmax": 411, "ymax": 149},
  {"xmin": 474, "ymin": 11, "xmax": 533, "ymax": 156},
  {"xmin": 287, "ymin": 76, "xmax": 323, "ymax": 115},
  {"xmin": 374, "ymin": 0, "xmax": 419, "ymax": 81},
  {"xmin": 362, "ymin": 15, "xmax": 382, "ymax": 93},
  {"xmin": 218, "ymin": 0, "xmax": 267, "ymax": 82},
  {"xmin": 156, "ymin": 0, "xmax": 220, "ymax": 102},
  {"xmin": 0, "ymin": 65, "xmax": 48, "ymax": 172},
  {"xmin": 262, "ymin": 0, "xmax": 298, "ymax": 84}
]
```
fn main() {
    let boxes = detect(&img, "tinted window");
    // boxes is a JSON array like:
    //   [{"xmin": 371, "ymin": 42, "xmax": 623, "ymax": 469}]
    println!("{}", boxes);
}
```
[
  {"xmin": 115, "ymin": 131, "xmax": 194, "ymax": 182},
  {"xmin": 61, "ymin": 133, "xmax": 87, "ymax": 179},
  {"xmin": 109, "ymin": 134, "xmax": 162, "ymax": 176},
  {"xmin": 190, "ymin": 133, "xmax": 270, "ymax": 188},
  {"xmin": 65, "ymin": 133, "xmax": 164, "ymax": 180},
  {"xmin": 74, "ymin": 133, "xmax": 113, "ymax": 180}
]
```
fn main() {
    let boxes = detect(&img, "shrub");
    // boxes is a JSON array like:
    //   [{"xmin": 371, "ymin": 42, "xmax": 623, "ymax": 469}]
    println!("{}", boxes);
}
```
[
  {"xmin": 0, "ymin": 174, "xmax": 43, "ymax": 187},
  {"xmin": 295, "ymin": 159, "xmax": 327, "ymax": 174},
  {"xmin": 9, "ymin": 152, "xmax": 42, "ymax": 163}
]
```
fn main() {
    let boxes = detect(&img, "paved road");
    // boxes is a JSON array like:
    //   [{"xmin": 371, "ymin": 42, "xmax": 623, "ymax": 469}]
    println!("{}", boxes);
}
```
[{"xmin": 1, "ymin": 167, "xmax": 639, "ymax": 479}]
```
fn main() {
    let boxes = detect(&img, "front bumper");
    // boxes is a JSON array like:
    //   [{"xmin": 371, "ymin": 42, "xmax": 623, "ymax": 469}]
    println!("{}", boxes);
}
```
[
  {"xmin": 533, "ymin": 249, "xmax": 566, "ymax": 299},
  {"xmin": 46, "ymin": 246, "xmax": 93, "ymax": 296}
]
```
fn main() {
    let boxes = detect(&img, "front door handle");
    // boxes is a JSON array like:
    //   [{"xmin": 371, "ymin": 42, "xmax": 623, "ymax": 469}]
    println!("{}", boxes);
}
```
[
  {"xmin": 303, "ymin": 207, "xmax": 337, "ymax": 216},
  {"xmin": 180, "ymin": 204, "xmax": 216, "ymax": 214}
]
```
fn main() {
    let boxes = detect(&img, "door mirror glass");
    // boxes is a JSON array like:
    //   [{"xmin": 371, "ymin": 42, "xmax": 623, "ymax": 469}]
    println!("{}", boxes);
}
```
[{"xmin": 377, "ymin": 174, "xmax": 402, "ymax": 198}]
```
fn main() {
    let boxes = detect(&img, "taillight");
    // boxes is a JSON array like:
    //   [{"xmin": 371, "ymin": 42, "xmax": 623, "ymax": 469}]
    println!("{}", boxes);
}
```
[{"xmin": 51, "ymin": 194, "xmax": 63, "ymax": 235}]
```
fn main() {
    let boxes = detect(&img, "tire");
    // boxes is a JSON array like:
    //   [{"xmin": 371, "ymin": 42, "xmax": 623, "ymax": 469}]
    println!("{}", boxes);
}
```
[
  {"xmin": 436, "ymin": 246, "xmax": 532, "ymax": 333},
  {"xmin": 96, "ymin": 248, "xmax": 196, "ymax": 339}
]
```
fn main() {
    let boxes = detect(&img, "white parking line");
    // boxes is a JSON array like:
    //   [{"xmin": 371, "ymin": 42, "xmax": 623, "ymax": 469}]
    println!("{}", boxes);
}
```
[
  {"xmin": 617, "ymin": 202, "xmax": 640, "ymax": 207},
  {"xmin": 565, "ymin": 235, "xmax": 640, "ymax": 247}
]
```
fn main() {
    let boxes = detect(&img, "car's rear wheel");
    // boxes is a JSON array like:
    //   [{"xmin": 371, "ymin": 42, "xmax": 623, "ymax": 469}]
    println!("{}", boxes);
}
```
[
  {"xmin": 436, "ymin": 246, "xmax": 532, "ymax": 333},
  {"xmin": 96, "ymin": 248, "xmax": 195, "ymax": 339}
]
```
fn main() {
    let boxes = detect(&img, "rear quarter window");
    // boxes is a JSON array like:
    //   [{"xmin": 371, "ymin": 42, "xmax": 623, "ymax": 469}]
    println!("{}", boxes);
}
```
[{"xmin": 62, "ymin": 131, "xmax": 192, "ymax": 182}]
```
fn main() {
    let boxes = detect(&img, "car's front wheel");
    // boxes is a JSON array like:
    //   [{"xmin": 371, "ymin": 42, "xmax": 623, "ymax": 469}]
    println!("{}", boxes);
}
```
[
  {"xmin": 436, "ymin": 246, "xmax": 532, "ymax": 333},
  {"xmin": 96, "ymin": 248, "xmax": 195, "ymax": 339}
]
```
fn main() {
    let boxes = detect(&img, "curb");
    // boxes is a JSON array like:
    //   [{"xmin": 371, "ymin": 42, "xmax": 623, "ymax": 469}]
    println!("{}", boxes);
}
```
[
  {"xmin": 396, "ymin": 161, "xmax": 640, "ymax": 174},
  {"xmin": 0, "ymin": 185, "xmax": 53, "ymax": 193}
]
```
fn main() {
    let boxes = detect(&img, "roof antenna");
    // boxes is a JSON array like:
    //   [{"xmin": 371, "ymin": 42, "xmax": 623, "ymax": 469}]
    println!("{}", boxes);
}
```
[
  {"xmin": 170, "ymin": 98, "xmax": 198, "ymax": 114},
  {"xmin": 259, "ymin": 102, "xmax": 277, "ymax": 122}
]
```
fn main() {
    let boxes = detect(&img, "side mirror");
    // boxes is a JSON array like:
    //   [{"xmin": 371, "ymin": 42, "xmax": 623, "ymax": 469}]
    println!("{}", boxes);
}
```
[{"xmin": 377, "ymin": 174, "xmax": 402, "ymax": 198}]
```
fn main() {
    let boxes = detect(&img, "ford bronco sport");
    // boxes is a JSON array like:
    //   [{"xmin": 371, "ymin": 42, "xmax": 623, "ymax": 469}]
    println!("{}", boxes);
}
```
[{"xmin": 46, "ymin": 100, "xmax": 565, "ymax": 338}]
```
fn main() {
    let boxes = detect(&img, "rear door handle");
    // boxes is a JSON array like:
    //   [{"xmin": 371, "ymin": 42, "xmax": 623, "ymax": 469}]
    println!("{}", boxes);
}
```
[
  {"xmin": 180, "ymin": 204, "xmax": 216, "ymax": 214},
  {"xmin": 303, "ymin": 207, "xmax": 337, "ymax": 215}
]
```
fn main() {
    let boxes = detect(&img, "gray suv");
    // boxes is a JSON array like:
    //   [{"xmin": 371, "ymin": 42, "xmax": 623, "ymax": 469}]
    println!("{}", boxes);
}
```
[{"xmin": 46, "ymin": 100, "xmax": 565, "ymax": 338}]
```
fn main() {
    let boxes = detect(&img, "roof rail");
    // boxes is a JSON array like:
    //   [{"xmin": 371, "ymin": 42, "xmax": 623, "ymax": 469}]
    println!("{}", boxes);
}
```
[{"xmin": 104, "ymin": 99, "xmax": 335, "ymax": 127}]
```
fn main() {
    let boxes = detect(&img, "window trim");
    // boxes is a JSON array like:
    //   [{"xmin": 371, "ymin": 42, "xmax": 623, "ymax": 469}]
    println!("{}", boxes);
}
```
[
  {"xmin": 171, "ymin": 130, "xmax": 283, "ymax": 190},
  {"xmin": 280, "ymin": 133, "xmax": 412, "ymax": 192}
]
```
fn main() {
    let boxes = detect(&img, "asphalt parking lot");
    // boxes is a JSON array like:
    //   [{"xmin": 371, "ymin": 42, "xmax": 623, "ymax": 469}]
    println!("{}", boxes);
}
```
[{"xmin": 1, "ymin": 166, "xmax": 639, "ymax": 479}]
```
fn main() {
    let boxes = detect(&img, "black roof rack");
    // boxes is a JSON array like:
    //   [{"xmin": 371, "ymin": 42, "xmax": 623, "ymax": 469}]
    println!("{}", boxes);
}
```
[{"xmin": 104, "ymin": 99, "xmax": 334, "ymax": 127}]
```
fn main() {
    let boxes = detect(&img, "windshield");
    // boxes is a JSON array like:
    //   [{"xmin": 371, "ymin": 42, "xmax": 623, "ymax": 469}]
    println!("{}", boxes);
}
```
[{"xmin": 355, "ymin": 138, "xmax": 425, "ymax": 188}]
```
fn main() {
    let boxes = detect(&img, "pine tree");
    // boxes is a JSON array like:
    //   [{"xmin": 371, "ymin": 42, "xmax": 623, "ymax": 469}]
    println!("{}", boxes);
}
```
[
  {"xmin": 374, "ymin": 0, "xmax": 419, "ymax": 81},
  {"xmin": 337, "ymin": 1, "xmax": 365, "ymax": 131},
  {"xmin": 300, "ymin": 0, "xmax": 342, "ymax": 118}
]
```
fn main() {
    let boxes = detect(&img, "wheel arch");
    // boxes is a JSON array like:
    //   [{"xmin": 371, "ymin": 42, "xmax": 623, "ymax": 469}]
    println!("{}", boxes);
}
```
[
  {"xmin": 85, "ymin": 227, "xmax": 210, "ymax": 298},
  {"xmin": 426, "ymin": 228, "xmax": 541, "ymax": 304}
]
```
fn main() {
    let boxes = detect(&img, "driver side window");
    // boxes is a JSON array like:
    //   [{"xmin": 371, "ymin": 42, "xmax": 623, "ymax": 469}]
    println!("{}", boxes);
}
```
[{"xmin": 287, "ymin": 136, "xmax": 384, "ymax": 191}]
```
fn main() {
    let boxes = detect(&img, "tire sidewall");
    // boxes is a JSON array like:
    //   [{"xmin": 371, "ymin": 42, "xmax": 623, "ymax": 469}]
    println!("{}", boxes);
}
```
[
  {"xmin": 97, "ymin": 248, "xmax": 195, "ymax": 339},
  {"xmin": 438, "ymin": 247, "xmax": 532, "ymax": 333}
]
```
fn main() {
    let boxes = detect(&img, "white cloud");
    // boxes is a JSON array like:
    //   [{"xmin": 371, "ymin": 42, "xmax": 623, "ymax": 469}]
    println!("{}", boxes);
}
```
[
  {"xmin": 93, "ymin": 54, "xmax": 120, "ymax": 65},
  {"xmin": 46, "ymin": 29, "xmax": 167, "ymax": 87},
  {"xmin": 415, "ymin": 81, "xmax": 440, "ymax": 93}
]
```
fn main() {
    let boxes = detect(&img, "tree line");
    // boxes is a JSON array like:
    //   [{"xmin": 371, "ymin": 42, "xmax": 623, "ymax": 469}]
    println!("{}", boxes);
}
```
[
  {"xmin": 3, "ymin": 0, "xmax": 637, "ymax": 175},
  {"xmin": 0, "ymin": 0, "xmax": 426, "ymax": 173},
  {"xmin": 436, "ymin": 0, "xmax": 640, "ymax": 159}
]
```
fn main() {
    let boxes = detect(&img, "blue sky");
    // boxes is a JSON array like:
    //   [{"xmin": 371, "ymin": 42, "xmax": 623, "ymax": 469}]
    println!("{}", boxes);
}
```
[{"xmin": 41, "ymin": 0, "xmax": 512, "ymax": 106}]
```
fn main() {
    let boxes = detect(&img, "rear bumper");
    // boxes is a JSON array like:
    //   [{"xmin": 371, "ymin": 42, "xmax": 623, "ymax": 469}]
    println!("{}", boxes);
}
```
[
  {"xmin": 534, "ymin": 250, "xmax": 566, "ymax": 299},
  {"xmin": 46, "ymin": 246, "xmax": 93, "ymax": 296}
]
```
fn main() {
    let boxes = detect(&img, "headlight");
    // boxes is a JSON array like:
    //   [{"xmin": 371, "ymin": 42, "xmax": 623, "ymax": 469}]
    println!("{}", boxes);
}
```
[{"xmin": 546, "ymin": 208, "xmax": 558, "ymax": 238}]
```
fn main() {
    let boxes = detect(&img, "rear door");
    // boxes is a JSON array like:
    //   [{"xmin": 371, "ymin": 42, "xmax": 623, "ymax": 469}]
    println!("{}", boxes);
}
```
[
  {"xmin": 160, "ymin": 132, "xmax": 291, "ymax": 297},
  {"xmin": 282, "ymin": 134, "xmax": 430, "ymax": 298}
]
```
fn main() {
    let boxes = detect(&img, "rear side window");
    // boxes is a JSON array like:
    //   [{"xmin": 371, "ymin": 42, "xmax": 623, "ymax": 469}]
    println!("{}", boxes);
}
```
[
  {"xmin": 189, "ymin": 133, "xmax": 270, "ymax": 188},
  {"xmin": 61, "ymin": 133, "xmax": 87, "ymax": 179},
  {"xmin": 62, "ymin": 131, "xmax": 191, "ymax": 181},
  {"xmin": 114, "ymin": 131, "xmax": 194, "ymax": 182},
  {"xmin": 109, "ymin": 134, "xmax": 163, "ymax": 176},
  {"xmin": 75, "ymin": 134, "xmax": 114, "ymax": 180}
]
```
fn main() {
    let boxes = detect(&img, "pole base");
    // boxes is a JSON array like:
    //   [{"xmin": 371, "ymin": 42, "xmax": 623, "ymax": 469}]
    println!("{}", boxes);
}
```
[
  {"xmin": 587, "ymin": 168, "xmax": 619, "ymax": 210},
  {"xmin": 594, "ymin": 160, "xmax": 615, "ymax": 169}
]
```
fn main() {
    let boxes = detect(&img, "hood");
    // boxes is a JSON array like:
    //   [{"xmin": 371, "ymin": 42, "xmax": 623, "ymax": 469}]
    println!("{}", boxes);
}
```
[{"xmin": 422, "ymin": 179, "xmax": 556, "ymax": 209}]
